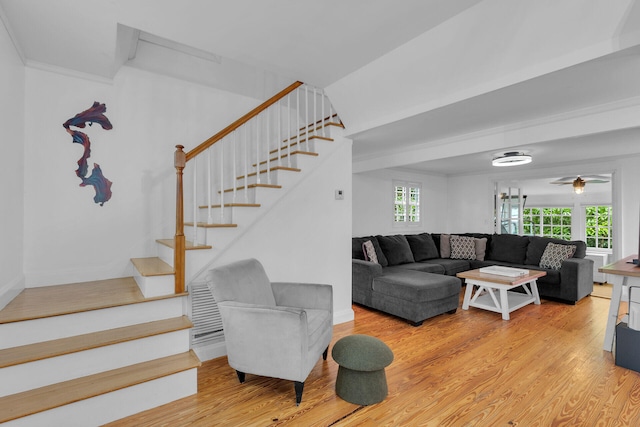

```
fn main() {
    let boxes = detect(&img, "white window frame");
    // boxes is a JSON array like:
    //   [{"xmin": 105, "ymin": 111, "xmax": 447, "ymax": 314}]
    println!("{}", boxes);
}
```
[
  {"xmin": 584, "ymin": 205, "xmax": 613, "ymax": 251},
  {"xmin": 393, "ymin": 181, "xmax": 421, "ymax": 227}
]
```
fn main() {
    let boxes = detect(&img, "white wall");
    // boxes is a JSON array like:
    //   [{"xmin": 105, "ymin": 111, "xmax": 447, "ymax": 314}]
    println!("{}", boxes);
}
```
[
  {"xmin": 352, "ymin": 168, "xmax": 448, "ymax": 236},
  {"xmin": 0, "ymin": 13, "xmax": 25, "ymax": 308},
  {"xmin": 22, "ymin": 66, "xmax": 262, "ymax": 286},
  {"xmin": 211, "ymin": 136, "xmax": 354, "ymax": 324}
]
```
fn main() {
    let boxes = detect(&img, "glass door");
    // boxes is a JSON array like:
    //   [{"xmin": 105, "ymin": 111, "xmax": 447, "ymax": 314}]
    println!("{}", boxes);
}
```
[{"xmin": 495, "ymin": 184, "xmax": 523, "ymax": 235}]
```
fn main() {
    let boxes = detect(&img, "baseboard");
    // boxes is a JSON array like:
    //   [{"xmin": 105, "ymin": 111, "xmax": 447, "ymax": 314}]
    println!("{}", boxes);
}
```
[
  {"xmin": 0, "ymin": 274, "xmax": 24, "ymax": 311},
  {"xmin": 193, "ymin": 340, "xmax": 227, "ymax": 362},
  {"xmin": 333, "ymin": 308, "xmax": 355, "ymax": 325}
]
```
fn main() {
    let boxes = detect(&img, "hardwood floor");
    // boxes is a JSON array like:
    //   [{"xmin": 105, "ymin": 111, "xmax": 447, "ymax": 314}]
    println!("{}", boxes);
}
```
[{"xmin": 106, "ymin": 292, "xmax": 640, "ymax": 426}]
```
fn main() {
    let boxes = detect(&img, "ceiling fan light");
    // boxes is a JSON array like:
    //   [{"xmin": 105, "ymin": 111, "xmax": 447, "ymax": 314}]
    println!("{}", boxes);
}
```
[
  {"xmin": 492, "ymin": 152, "xmax": 532, "ymax": 167},
  {"xmin": 573, "ymin": 177, "xmax": 585, "ymax": 194}
]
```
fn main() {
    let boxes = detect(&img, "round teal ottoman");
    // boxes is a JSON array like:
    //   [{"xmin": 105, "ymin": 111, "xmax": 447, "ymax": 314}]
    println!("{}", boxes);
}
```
[{"xmin": 332, "ymin": 334, "xmax": 394, "ymax": 405}]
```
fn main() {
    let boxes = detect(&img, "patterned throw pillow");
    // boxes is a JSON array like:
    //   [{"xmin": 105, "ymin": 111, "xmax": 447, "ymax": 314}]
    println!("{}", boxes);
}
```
[
  {"xmin": 450, "ymin": 235, "xmax": 477, "ymax": 260},
  {"xmin": 362, "ymin": 240, "xmax": 379, "ymax": 264},
  {"xmin": 539, "ymin": 242, "xmax": 577, "ymax": 270}
]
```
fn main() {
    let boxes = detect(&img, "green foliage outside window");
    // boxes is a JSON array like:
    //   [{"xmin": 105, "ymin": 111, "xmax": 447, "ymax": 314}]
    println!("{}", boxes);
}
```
[
  {"xmin": 523, "ymin": 207, "xmax": 572, "ymax": 240},
  {"xmin": 585, "ymin": 205, "xmax": 612, "ymax": 249},
  {"xmin": 394, "ymin": 183, "xmax": 420, "ymax": 224}
]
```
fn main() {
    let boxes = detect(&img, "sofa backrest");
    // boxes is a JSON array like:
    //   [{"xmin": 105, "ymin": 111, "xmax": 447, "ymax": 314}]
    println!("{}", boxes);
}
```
[{"xmin": 525, "ymin": 236, "xmax": 586, "ymax": 265}]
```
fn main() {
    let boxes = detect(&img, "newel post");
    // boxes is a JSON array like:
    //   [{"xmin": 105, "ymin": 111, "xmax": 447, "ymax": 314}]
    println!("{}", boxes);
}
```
[{"xmin": 174, "ymin": 145, "xmax": 186, "ymax": 294}]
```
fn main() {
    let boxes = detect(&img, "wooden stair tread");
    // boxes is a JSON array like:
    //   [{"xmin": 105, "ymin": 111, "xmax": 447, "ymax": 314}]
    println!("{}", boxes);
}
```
[
  {"xmin": 221, "ymin": 183, "xmax": 282, "ymax": 193},
  {"xmin": 0, "ymin": 350, "xmax": 201, "ymax": 424},
  {"xmin": 131, "ymin": 257, "xmax": 174, "ymax": 277},
  {"xmin": 156, "ymin": 239, "xmax": 212, "ymax": 250},
  {"xmin": 237, "ymin": 166, "xmax": 301, "ymax": 179},
  {"xmin": 254, "ymin": 150, "xmax": 318, "ymax": 167},
  {"xmin": 0, "ymin": 278, "xmax": 186, "ymax": 325},
  {"xmin": 199, "ymin": 203, "xmax": 261, "ymax": 209},
  {"xmin": 184, "ymin": 222, "xmax": 238, "ymax": 228},
  {"xmin": 271, "ymin": 135, "xmax": 333, "ymax": 154},
  {"xmin": 0, "ymin": 316, "xmax": 192, "ymax": 368}
]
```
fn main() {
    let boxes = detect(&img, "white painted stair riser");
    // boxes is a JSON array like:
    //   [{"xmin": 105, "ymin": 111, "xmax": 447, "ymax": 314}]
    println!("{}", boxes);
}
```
[
  {"xmin": 0, "ymin": 297, "xmax": 185, "ymax": 349},
  {"xmin": 0, "ymin": 329, "xmax": 190, "ymax": 397},
  {"xmin": 2, "ymin": 369, "xmax": 197, "ymax": 427},
  {"xmin": 133, "ymin": 272, "xmax": 175, "ymax": 298}
]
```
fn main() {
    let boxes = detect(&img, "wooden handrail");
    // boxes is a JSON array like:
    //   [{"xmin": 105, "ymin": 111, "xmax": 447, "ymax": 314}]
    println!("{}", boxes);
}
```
[
  {"xmin": 185, "ymin": 81, "xmax": 303, "ymax": 162},
  {"xmin": 174, "ymin": 81, "xmax": 304, "ymax": 293}
]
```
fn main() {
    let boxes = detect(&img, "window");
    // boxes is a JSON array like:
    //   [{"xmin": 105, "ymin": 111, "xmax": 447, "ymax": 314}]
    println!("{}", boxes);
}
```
[
  {"xmin": 523, "ymin": 207, "xmax": 572, "ymax": 240},
  {"xmin": 394, "ymin": 182, "xmax": 421, "ymax": 225},
  {"xmin": 585, "ymin": 205, "xmax": 612, "ymax": 249}
]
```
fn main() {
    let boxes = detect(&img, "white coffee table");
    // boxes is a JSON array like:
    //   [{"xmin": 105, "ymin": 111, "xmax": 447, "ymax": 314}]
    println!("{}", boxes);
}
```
[{"xmin": 457, "ymin": 268, "xmax": 547, "ymax": 320}]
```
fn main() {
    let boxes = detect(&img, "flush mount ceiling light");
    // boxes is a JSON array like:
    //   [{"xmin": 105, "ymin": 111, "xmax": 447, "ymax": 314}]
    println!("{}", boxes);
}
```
[{"xmin": 492, "ymin": 151, "xmax": 532, "ymax": 167}]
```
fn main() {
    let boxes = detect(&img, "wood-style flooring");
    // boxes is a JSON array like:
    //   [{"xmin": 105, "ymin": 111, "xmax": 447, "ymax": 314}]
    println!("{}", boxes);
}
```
[{"xmin": 106, "ymin": 292, "xmax": 640, "ymax": 426}]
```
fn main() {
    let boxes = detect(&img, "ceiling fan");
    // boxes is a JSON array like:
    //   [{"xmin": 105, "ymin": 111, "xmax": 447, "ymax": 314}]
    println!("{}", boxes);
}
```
[{"xmin": 550, "ymin": 175, "xmax": 610, "ymax": 194}]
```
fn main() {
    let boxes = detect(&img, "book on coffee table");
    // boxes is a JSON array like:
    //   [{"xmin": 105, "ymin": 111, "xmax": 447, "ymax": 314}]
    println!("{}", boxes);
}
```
[{"xmin": 478, "ymin": 266, "xmax": 529, "ymax": 277}]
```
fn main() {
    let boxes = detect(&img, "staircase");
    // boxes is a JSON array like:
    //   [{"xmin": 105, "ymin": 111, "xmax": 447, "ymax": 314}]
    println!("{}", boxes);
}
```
[
  {"xmin": 0, "ymin": 278, "xmax": 199, "ymax": 426},
  {"xmin": 0, "ymin": 81, "xmax": 343, "ymax": 425}
]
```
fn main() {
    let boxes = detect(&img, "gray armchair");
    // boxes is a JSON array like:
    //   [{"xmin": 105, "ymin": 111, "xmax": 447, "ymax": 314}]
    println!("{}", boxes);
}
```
[{"xmin": 206, "ymin": 258, "xmax": 333, "ymax": 405}]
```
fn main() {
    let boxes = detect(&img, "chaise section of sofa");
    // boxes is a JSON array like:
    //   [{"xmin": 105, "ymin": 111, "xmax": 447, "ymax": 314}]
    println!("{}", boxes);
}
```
[{"xmin": 352, "ymin": 234, "xmax": 461, "ymax": 325}]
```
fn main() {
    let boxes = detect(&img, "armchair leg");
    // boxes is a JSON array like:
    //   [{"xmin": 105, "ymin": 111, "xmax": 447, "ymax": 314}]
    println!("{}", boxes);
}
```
[
  {"xmin": 236, "ymin": 370, "xmax": 246, "ymax": 383},
  {"xmin": 323, "ymin": 346, "xmax": 329, "ymax": 360},
  {"xmin": 294, "ymin": 381, "xmax": 305, "ymax": 406}
]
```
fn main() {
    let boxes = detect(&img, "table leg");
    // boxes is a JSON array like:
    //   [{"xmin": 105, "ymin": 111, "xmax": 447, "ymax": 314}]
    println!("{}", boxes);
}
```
[
  {"xmin": 499, "ymin": 288, "xmax": 510, "ymax": 320},
  {"xmin": 462, "ymin": 282, "xmax": 474, "ymax": 310},
  {"xmin": 603, "ymin": 277, "xmax": 626, "ymax": 352},
  {"xmin": 530, "ymin": 280, "xmax": 541, "ymax": 305}
]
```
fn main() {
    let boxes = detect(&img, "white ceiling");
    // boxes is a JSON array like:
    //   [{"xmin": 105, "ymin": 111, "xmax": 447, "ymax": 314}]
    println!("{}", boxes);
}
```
[{"xmin": 2, "ymin": 0, "xmax": 640, "ymax": 180}]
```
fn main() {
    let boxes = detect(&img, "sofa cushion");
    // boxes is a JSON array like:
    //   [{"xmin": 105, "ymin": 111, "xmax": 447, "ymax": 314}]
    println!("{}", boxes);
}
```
[
  {"xmin": 488, "ymin": 234, "xmax": 529, "ymax": 264},
  {"xmin": 421, "ymin": 258, "xmax": 471, "ymax": 276},
  {"xmin": 539, "ymin": 242, "xmax": 577, "ymax": 270},
  {"xmin": 406, "ymin": 233, "xmax": 440, "ymax": 261},
  {"xmin": 376, "ymin": 234, "xmax": 415, "ymax": 266},
  {"xmin": 353, "ymin": 236, "xmax": 388, "ymax": 266},
  {"xmin": 450, "ymin": 235, "xmax": 477, "ymax": 260},
  {"xmin": 525, "ymin": 236, "xmax": 586, "ymax": 265},
  {"xmin": 372, "ymin": 270, "xmax": 461, "ymax": 301},
  {"xmin": 386, "ymin": 263, "xmax": 445, "ymax": 275}
]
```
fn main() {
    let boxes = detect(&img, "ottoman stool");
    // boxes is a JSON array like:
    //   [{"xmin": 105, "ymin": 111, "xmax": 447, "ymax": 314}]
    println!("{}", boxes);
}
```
[{"xmin": 332, "ymin": 334, "xmax": 394, "ymax": 405}]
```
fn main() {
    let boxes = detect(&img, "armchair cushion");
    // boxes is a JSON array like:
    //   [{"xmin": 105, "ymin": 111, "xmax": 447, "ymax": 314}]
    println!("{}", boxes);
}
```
[{"xmin": 207, "ymin": 258, "xmax": 276, "ymax": 306}]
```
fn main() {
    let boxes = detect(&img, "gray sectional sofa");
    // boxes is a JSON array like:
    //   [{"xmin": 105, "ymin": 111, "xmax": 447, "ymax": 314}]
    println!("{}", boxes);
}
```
[{"xmin": 352, "ymin": 232, "xmax": 594, "ymax": 325}]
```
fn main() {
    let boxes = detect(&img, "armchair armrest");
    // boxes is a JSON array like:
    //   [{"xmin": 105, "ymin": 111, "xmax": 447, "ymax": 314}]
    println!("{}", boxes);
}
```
[
  {"xmin": 216, "ymin": 301, "xmax": 310, "ymax": 381},
  {"xmin": 271, "ymin": 282, "xmax": 333, "ymax": 313}
]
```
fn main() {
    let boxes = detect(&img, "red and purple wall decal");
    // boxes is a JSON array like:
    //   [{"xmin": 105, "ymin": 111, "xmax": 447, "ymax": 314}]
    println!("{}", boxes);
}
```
[{"xmin": 63, "ymin": 102, "xmax": 113, "ymax": 206}]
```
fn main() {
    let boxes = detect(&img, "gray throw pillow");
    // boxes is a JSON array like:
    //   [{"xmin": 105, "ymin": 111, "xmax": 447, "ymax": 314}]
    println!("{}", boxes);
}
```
[
  {"xmin": 450, "ymin": 235, "xmax": 477, "ymax": 260},
  {"xmin": 539, "ymin": 242, "xmax": 577, "ymax": 270},
  {"xmin": 440, "ymin": 234, "xmax": 451, "ymax": 258}
]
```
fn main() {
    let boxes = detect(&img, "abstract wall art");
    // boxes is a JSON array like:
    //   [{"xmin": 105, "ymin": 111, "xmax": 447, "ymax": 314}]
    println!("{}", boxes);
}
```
[{"xmin": 63, "ymin": 102, "xmax": 113, "ymax": 206}]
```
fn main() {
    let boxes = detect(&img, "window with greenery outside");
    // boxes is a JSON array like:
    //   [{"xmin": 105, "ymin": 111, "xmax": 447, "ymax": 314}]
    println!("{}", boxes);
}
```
[
  {"xmin": 523, "ymin": 207, "xmax": 572, "ymax": 240},
  {"xmin": 585, "ymin": 205, "xmax": 612, "ymax": 249},
  {"xmin": 394, "ymin": 183, "xmax": 420, "ymax": 224}
]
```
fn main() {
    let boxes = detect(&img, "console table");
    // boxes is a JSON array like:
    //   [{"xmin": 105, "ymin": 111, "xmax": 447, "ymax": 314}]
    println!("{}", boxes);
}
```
[{"xmin": 599, "ymin": 255, "xmax": 640, "ymax": 352}]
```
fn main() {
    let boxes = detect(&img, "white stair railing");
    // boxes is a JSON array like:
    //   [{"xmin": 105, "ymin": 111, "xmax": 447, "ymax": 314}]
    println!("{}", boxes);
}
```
[{"xmin": 173, "ymin": 82, "xmax": 340, "ymax": 292}]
